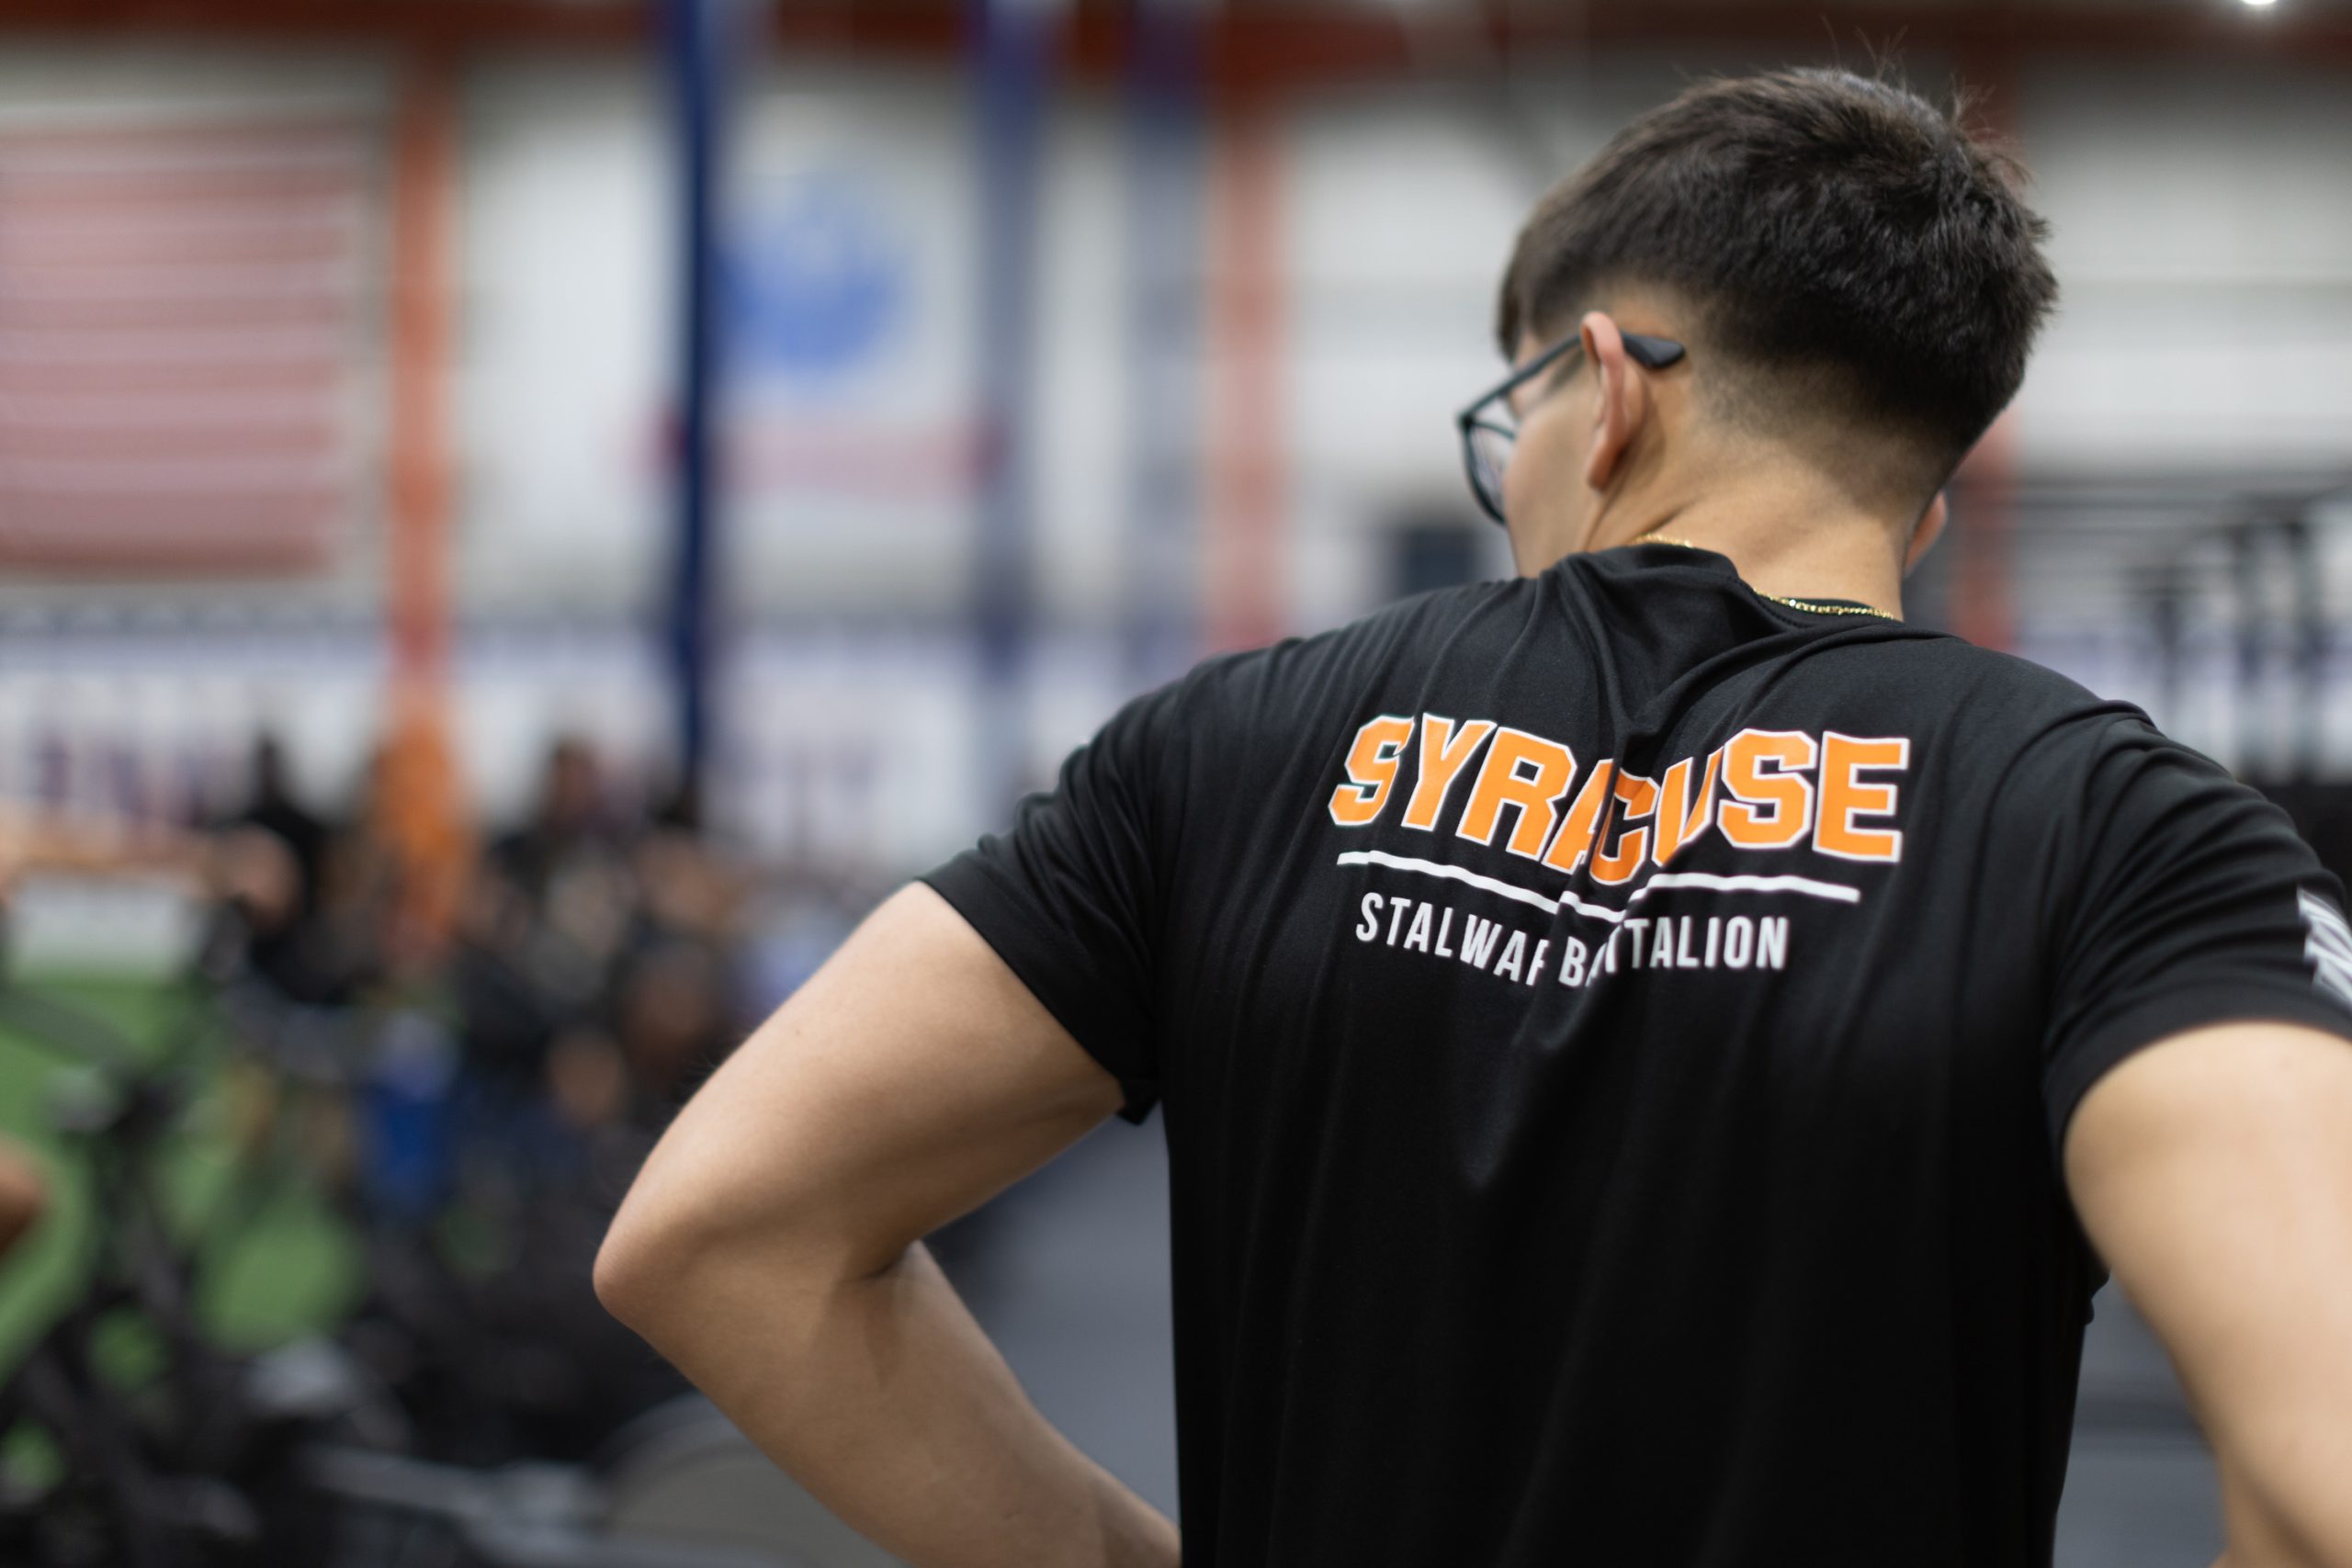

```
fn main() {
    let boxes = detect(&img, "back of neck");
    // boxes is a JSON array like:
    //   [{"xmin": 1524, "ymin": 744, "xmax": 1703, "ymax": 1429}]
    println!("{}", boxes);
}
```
[{"xmin": 1600, "ymin": 489, "xmax": 1910, "ymax": 619}]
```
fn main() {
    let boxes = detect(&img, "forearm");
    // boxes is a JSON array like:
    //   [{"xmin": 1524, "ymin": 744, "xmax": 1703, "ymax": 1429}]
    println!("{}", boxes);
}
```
[{"xmin": 607, "ymin": 1236, "xmax": 1180, "ymax": 1568}]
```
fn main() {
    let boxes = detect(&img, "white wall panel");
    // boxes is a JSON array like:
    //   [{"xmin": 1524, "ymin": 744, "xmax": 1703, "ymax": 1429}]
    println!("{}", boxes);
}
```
[
  {"xmin": 2013, "ymin": 62, "xmax": 2352, "ymax": 470},
  {"xmin": 461, "ymin": 53, "xmax": 671, "ymax": 613}
]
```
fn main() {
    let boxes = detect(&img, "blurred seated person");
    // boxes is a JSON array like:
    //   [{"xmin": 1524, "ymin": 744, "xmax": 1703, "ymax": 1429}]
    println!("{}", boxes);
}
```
[
  {"xmin": 481, "ymin": 737, "xmax": 640, "ymax": 1022},
  {"xmin": 447, "ymin": 864, "xmax": 563, "ymax": 1101},
  {"xmin": 197, "ymin": 815, "xmax": 403, "ymax": 1009},
  {"xmin": 612, "ymin": 933, "xmax": 736, "ymax": 1115},
  {"xmin": 489, "ymin": 736, "xmax": 630, "ymax": 905},
  {"xmin": 630, "ymin": 816, "xmax": 745, "ymax": 950},
  {"xmin": 227, "ymin": 735, "xmax": 327, "ymax": 916}
]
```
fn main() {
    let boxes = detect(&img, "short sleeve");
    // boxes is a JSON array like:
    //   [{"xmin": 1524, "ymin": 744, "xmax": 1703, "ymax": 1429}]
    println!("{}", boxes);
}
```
[
  {"xmin": 918, "ymin": 680, "xmax": 1190, "ymax": 1125},
  {"xmin": 2041, "ymin": 716, "xmax": 2352, "ymax": 1156}
]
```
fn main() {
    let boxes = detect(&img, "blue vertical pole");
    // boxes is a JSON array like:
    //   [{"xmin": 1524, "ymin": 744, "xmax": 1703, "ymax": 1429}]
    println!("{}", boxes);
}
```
[
  {"xmin": 1123, "ymin": 0, "xmax": 1204, "ymax": 683},
  {"xmin": 971, "ymin": 0, "xmax": 1051, "ymax": 812},
  {"xmin": 666, "ymin": 0, "xmax": 728, "ymax": 817}
]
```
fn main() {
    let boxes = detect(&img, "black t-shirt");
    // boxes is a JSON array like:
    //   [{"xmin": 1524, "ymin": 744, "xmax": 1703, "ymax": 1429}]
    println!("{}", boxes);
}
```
[{"xmin": 922, "ymin": 541, "xmax": 2352, "ymax": 1568}]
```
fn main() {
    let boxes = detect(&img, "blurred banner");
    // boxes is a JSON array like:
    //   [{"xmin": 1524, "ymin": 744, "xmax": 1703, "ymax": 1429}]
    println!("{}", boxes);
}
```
[{"xmin": 0, "ymin": 115, "xmax": 375, "ymax": 571}]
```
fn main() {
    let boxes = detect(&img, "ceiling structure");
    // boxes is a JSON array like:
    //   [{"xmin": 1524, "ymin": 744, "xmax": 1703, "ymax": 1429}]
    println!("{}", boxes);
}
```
[{"xmin": 0, "ymin": 0, "xmax": 2347, "ymax": 76}]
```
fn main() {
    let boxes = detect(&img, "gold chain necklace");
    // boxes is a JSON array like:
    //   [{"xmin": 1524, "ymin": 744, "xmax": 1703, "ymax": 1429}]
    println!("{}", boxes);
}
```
[{"xmin": 1635, "ymin": 534, "xmax": 1898, "ymax": 621}]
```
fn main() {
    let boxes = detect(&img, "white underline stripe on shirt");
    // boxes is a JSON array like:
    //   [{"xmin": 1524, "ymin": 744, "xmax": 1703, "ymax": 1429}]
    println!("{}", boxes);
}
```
[
  {"xmin": 1631, "ymin": 871, "xmax": 1864, "ymax": 905},
  {"xmin": 1333, "ymin": 850, "xmax": 1862, "ymax": 919},
  {"xmin": 1335, "ymin": 849, "xmax": 1567, "ymax": 916}
]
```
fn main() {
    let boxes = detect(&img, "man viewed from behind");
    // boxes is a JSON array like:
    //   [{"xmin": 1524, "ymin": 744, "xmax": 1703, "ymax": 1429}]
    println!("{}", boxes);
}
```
[{"xmin": 599, "ymin": 67, "xmax": 2352, "ymax": 1568}]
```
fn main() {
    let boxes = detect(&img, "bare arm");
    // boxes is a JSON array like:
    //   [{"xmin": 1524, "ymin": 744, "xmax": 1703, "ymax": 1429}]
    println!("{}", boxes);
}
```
[
  {"xmin": 0, "ymin": 805, "xmax": 212, "ymax": 886},
  {"xmin": 2064, "ymin": 1021, "xmax": 2352, "ymax": 1568},
  {"xmin": 0, "ymin": 1137, "xmax": 47, "ymax": 1263},
  {"xmin": 594, "ymin": 884, "xmax": 1180, "ymax": 1568}
]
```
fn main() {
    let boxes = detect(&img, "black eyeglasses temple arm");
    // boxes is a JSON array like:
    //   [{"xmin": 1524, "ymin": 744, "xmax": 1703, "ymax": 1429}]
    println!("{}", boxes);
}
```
[{"xmin": 1623, "ymin": 333, "xmax": 1687, "ymax": 368}]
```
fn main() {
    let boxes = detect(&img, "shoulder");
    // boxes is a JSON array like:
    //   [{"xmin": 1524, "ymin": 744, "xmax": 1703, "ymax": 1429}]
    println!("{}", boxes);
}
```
[
  {"xmin": 1929, "ymin": 644, "xmax": 2192, "ymax": 776},
  {"xmin": 1087, "ymin": 583, "xmax": 1532, "ymax": 804},
  {"xmin": 1171, "ymin": 579, "xmax": 1533, "ymax": 718},
  {"xmin": 1768, "ymin": 636, "xmax": 2244, "ymax": 857},
  {"xmin": 1797, "ymin": 628, "xmax": 2160, "ymax": 761},
  {"xmin": 1818, "ymin": 626, "xmax": 2116, "ymax": 709},
  {"xmin": 1937, "ymin": 655, "xmax": 2298, "ymax": 911}
]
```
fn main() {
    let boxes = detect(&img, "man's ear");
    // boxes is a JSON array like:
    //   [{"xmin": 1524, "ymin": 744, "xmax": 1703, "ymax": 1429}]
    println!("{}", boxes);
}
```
[
  {"xmin": 1905, "ymin": 491, "xmax": 1950, "ymax": 576},
  {"xmin": 1579, "ymin": 310, "xmax": 1649, "ymax": 493}
]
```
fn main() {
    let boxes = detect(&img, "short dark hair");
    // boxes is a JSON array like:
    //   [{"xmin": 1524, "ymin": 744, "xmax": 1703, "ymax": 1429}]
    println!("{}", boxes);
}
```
[{"xmin": 1497, "ymin": 67, "xmax": 2057, "ymax": 478}]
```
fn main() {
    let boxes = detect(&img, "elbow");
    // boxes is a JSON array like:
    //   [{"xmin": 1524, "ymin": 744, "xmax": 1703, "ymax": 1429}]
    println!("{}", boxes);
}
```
[
  {"xmin": 595, "ymin": 1168, "xmax": 871, "ymax": 1341},
  {"xmin": 591, "ymin": 1214, "xmax": 649, "ymax": 1327},
  {"xmin": 594, "ymin": 1198, "xmax": 700, "ymax": 1336},
  {"xmin": 594, "ymin": 1187, "xmax": 833, "ymax": 1338}
]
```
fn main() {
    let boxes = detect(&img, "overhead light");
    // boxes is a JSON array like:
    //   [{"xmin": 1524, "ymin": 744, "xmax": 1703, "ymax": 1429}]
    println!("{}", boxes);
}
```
[{"xmin": 2240, "ymin": 0, "xmax": 2278, "ymax": 9}]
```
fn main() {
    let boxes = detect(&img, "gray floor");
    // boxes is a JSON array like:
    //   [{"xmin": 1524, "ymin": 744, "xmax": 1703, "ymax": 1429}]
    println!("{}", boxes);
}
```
[{"xmin": 954, "ymin": 1118, "xmax": 2223, "ymax": 1564}]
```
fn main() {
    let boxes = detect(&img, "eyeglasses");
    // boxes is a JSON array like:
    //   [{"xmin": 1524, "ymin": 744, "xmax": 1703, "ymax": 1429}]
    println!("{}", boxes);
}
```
[{"xmin": 1455, "ymin": 329, "xmax": 1687, "ymax": 526}]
